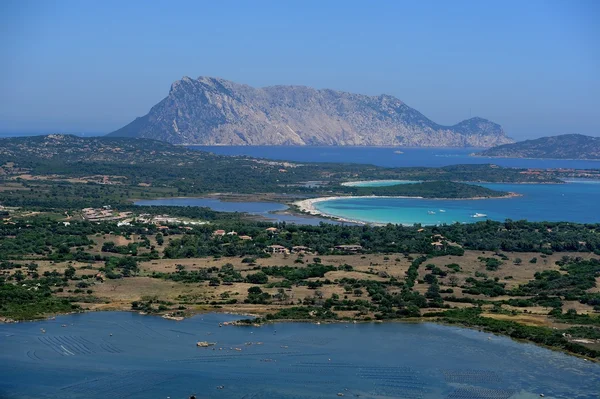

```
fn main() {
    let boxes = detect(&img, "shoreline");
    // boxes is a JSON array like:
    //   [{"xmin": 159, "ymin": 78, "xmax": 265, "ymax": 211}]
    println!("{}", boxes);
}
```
[
  {"xmin": 293, "ymin": 192, "xmax": 521, "ymax": 226},
  {"xmin": 471, "ymin": 153, "xmax": 600, "ymax": 162},
  {"xmin": 2, "ymin": 308, "xmax": 597, "ymax": 362},
  {"xmin": 341, "ymin": 179, "xmax": 421, "ymax": 187},
  {"xmin": 342, "ymin": 179, "xmax": 566, "ymax": 185}
]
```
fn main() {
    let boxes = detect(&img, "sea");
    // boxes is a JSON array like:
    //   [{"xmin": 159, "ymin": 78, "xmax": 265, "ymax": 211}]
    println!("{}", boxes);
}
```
[
  {"xmin": 1, "ymin": 312, "xmax": 599, "ymax": 399},
  {"xmin": 4, "ymin": 146, "xmax": 600, "ymax": 398},
  {"xmin": 312, "ymin": 181, "xmax": 600, "ymax": 225},
  {"xmin": 190, "ymin": 146, "xmax": 600, "ymax": 169},
  {"xmin": 142, "ymin": 147, "xmax": 600, "ymax": 226}
]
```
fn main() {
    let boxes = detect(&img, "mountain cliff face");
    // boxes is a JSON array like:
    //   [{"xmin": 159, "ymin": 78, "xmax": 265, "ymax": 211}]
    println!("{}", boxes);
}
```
[
  {"xmin": 108, "ymin": 76, "xmax": 513, "ymax": 147},
  {"xmin": 475, "ymin": 134, "xmax": 600, "ymax": 159}
]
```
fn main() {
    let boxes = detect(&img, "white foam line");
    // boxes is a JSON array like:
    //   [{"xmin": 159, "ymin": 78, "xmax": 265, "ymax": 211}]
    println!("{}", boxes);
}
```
[{"xmin": 61, "ymin": 345, "xmax": 75, "ymax": 356}]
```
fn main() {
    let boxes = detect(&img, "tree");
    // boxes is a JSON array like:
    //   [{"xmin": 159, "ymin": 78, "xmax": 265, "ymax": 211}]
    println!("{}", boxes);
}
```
[
  {"xmin": 274, "ymin": 288, "xmax": 288, "ymax": 302},
  {"xmin": 13, "ymin": 270, "xmax": 25, "ymax": 282},
  {"xmin": 64, "ymin": 266, "xmax": 76, "ymax": 279},
  {"xmin": 448, "ymin": 275, "xmax": 460, "ymax": 287},
  {"xmin": 353, "ymin": 289, "xmax": 363, "ymax": 297},
  {"xmin": 246, "ymin": 272, "xmax": 268, "ymax": 284},
  {"xmin": 248, "ymin": 286, "xmax": 263, "ymax": 295},
  {"xmin": 426, "ymin": 283, "xmax": 440, "ymax": 299}
]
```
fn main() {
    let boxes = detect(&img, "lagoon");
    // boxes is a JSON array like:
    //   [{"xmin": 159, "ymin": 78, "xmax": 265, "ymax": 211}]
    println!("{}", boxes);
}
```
[
  {"xmin": 313, "ymin": 181, "xmax": 600, "ymax": 225},
  {"xmin": 135, "ymin": 181, "xmax": 600, "ymax": 226},
  {"xmin": 1, "ymin": 312, "xmax": 599, "ymax": 398},
  {"xmin": 134, "ymin": 197, "xmax": 345, "ymax": 225}
]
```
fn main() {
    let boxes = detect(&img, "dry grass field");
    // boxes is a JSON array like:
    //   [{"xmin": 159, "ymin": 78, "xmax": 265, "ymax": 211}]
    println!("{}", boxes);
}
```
[{"xmin": 4, "ymin": 239, "xmax": 599, "ymax": 333}]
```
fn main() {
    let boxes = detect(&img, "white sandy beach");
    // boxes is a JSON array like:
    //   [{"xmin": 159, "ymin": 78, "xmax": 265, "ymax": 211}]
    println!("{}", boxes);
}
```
[
  {"xmin": 293, "ymin": 192, "xmax": 521, "ymax": 226},
  {"xmin": 293, "ymin": 195, "xmax": 424, "ymax": 225}
]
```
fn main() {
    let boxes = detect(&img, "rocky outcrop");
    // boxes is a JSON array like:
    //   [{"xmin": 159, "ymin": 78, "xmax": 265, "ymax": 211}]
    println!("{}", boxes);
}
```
[{"xmin": 109, "ymin": 76, "xmax": 513, "ymax": 147}]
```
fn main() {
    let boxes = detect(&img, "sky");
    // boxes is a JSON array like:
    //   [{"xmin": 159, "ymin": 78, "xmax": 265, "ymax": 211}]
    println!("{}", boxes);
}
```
[{"xmin": 0, "ymin": 0, "xmax": 598, "ymax": 139}]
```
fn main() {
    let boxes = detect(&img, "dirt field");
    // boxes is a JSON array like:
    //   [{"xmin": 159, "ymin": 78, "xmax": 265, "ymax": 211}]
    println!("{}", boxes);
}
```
[{"xmin": 4, "ymin": 246, "xmax": 599, "ymax": 328}]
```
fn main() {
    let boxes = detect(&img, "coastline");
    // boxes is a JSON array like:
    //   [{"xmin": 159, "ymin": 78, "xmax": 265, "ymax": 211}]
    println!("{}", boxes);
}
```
[
  {"xmin": 341, "ymin": 180, "xmax": 421, "ymax": 186},
  {"xmin": 2, "ymin": 308, "xmax": 597, "ymax": 362},
  {"xmin": 471, "ymin": 153, "xmax": 600, "ymax": 162},
  {"xmin": 292, "ymin": 192, "xmax": 521, "ymax": 226}
]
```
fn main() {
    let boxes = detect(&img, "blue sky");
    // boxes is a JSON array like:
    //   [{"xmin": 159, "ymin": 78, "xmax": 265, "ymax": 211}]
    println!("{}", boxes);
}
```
[{"xmin": 0, "ymin": 0, "xmax": 598, "ymax": 139}]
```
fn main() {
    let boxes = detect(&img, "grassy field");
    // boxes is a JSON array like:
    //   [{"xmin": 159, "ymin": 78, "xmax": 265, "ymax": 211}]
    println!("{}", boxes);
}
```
[
  {"xmin": 2, "ymin": 227, "xmax": 599, "ymax": 356},
  {"xmin": 5, "ymin": 245, "xmax": 598, "ymax": 320}
]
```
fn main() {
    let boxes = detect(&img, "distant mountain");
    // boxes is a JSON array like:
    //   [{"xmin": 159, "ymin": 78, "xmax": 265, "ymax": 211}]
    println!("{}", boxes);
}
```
[
  {"xmin": 108, "ymin": 76, "xmax": 513, "ymax": 147},
  {"xmin": 475, "ymin": 134, "xmax": 600, "ymax": 159}
]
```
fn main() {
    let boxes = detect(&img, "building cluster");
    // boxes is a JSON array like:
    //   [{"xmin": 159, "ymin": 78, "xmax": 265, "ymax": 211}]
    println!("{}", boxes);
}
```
[
  {"xmin": 81, "ymin": 206, "xmax": 132, "ymax": 222},
  {"xmin": 210, "ymin": 225, "xmax": 370, "ymax": 255},
  {"xmin": 212, "ymin": 226, "xmax": 283, "ymax": 242}
]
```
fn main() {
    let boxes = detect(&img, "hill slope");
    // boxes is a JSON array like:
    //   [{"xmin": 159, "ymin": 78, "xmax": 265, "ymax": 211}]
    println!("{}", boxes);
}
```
[
  {"xmin": 108, "ymin": 76, "xmax": 513, "ymax": 147},
  {"xmin": 475, "ymin": 134, "xmax": 600, "ymax": 159}
]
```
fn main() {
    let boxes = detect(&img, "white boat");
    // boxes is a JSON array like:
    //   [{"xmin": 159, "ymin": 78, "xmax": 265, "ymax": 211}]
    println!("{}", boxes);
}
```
[
  {"xmin": 427, "ymin": 211, "xmax": 436, "ymax": 215},
  {"xmin": 471, "ymin": 213, "xmax": 487, "ymax": 218},
  {"xmin": 439, "ymin": 209, "xmax": 446, "ymax": 213}
]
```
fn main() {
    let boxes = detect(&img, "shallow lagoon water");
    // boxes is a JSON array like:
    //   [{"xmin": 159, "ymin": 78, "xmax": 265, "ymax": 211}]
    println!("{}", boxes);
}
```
[
  {"xmin": 134, "ymin": 197, "xmax": 344, "ymax": 225},
  {"xmin": 1, "ymin": 312, "xmax": 599, "ymax": 398},
  {"xmin": 314, "ymin": 181, "xmax": 600, "ymax": 225},
  {"xmin": 135, "ymin": 181, "xmax": 600, "ymax": 226}
]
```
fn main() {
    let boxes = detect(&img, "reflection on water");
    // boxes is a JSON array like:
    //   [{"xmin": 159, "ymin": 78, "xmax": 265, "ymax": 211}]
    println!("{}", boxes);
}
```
[{"xmin": 0, "ymin": 312, "xmax": 598, "ymax": 398}]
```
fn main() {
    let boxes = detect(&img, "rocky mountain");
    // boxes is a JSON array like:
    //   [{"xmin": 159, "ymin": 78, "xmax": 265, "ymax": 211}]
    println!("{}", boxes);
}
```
[
  {"xmin": 475, "ymin": 134, "xmax": 600, "ymax": 159},
  {"xmin": 108, "ymin": 76, "xmax": 513, "ymax": 147}
]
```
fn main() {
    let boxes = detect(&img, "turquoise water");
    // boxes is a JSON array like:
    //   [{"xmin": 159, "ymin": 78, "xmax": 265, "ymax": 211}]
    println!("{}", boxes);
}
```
[
  {"xmin": 135, "ymin": 182, "xmax": 600, "ymax": 226},
  {"xmin": 343, "ymin": 180, "xmax": 420, "ymax": 187},
  {"xmin": 1, "ymin": 312, "xmax": 599, "ymax": 398},
  {"xmin": 314, "ymin": 181, "xmax": 600, "ymax": 225},
  {"xmin": 134, "ymin": 197, "xmax": 352, "ymax": 225}
]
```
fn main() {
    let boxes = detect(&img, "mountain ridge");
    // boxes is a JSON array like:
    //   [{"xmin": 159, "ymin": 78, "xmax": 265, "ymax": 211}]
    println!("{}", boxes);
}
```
[
  {"xmin": 475, "ymin": 134, "xmax": 600, "ymax": 159},
  {"xmin": 108, "ymin": 76, "xmax": 513, "ymax": 147}
]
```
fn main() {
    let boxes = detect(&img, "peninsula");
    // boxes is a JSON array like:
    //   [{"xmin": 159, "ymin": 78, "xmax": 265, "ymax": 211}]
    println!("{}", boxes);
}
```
[
  {"xmin": 1, "ymin": 135, "xmax": 600, "ymax": 360},
  {"xmin": 475, "ymin": 134, "xmax": 600, "ymax": 160}
]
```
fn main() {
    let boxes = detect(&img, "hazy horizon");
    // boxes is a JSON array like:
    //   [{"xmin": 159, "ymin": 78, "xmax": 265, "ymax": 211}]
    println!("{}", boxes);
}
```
[{"xmin": 1, "ymin": 0, "xmax": 598, "ymax": 139}]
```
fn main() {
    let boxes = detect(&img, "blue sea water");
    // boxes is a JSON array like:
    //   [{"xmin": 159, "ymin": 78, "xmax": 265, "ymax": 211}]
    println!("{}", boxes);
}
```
[
  {"xmin": 181, "ymin": 147, "xmax": 600, "ymax": 225},
  {"xmin": 134, "ymin": 197, "xmax": 349, "ymax": 225},
  {"xmin": 191, "ymin": 146, "xmax": 600, "ymax": 169},
  {"xmin": 1, "ymin": 312, "xmax": 599, "ymax": 399},
  {"xmin": 314, "ymin": 181, "xmax": 600, "ymax": 225},
  {"xmin": 136, "ymin": 182, "xmax": 600, "ymax": 226}
]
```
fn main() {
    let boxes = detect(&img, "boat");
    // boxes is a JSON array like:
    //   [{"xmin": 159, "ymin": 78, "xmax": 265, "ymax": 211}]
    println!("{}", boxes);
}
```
[
  {"xmin": 439, "ymin": 209, "xmax": 446, "ymax": 213},
  {"xmin": 427, "ymin": 211, "xmax": 436, "ymax": 215},
  {"xmin": 196, "ymin": 341, "xmax": 216, "ymax": 347},
  {"xmin": 471, "ymin": 213, "xmax": 488, "ymax": 218},
  {"xmin": 393, "ymin": 150, "xmax": 404, "ymax": 154}
]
